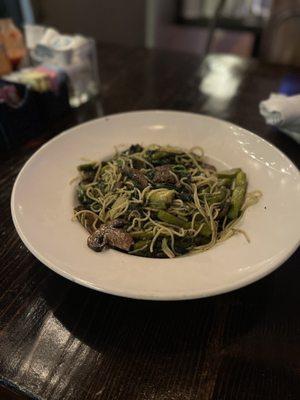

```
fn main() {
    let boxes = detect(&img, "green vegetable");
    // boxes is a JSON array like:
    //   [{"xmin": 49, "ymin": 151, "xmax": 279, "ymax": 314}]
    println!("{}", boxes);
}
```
[
  {"xmin": 218, "ymin": 178, "xmax": 233, "ymax": 187},
  {"xmin": 75, "ymin": 143, "xmax": 260, "ymax": 259},
  {"xmin": 77, "ymin": 184, "xmax": 92, "ymax": 207},
  {"xmin": 178, "ymin": 192, "xmax": 193, "ymax": 202},
  {"xmin": 77, "ymin": 162, "xmax": 97, "ymax": 172},
  {"xmin": 77, "ymin": 162, "xmax": 98, "ymax": 182},
  {"xmin": 157, "ymin": 210, "xmax": 212, "ymax": 237},
  {"xmin": 217, "ymin": 168, "xmax": 241, "ymax": 179},
  {"xmin": 148, "ymin": 189, "xmax": 175, "ymax": 209},
  {"xmin": 199, "ymin": 187, "xmax": 210, "ymax": 195},
  {"xmin": 146, "ymin": 148, "xmax": 179, "ymax": 165},
  {"xmin": 153, "ymin": 183, "xmax": 177, "ymax": 190},
  {"xmin": 173, "ymin": 237, "xmax": 194, "ymax": 254},
  {"xmin": 228, "ymin": 170, "xmax": 247, "ymax": 219},
  {"xmin": 172, "ymin": 164, "xmax": 189, "ymax": 177},
  {"xmin": 151, "ymin": 151, "xmax": 169, "ymax": 161},
  {"xmin": 161, "ymin": 238, "xmax": 175, "ymax": 258},
  {"xmin": 204, "ymin": 186, "xmax": 227, "ymax": 205},
  {"xmin": 108, "ymin": 196, "xmax": 128, "ymax": 219},
  {"xmin": 191, "ymin": 215, "xmax": 212, "ymax": 237},
  {"xmin": 74, "ymin": 206, "xmax": 96, "ymax": 233},
  {"xmin": 194, "ymin": 235, "xmax": 211, "ymax": 245},
  {"xmin": 235, "ymin": 170, "xmax": 247, "ymax": 186},
  {"xmin": 157, "ymin": 210, "xmax": 190, "ymax": 229},
  {"xmin": 133, "ymin": 240, "xmax": 151, "ymax": 251},
  {"xmin": 174, "ymin": 234, "xmax": 210, "ymax": 254},
  {"xmin": 127, "ymin": 144, "xmax": 143, "ymax": 154},
  {"xmin": 199, "ymin": 223, "xmax": 212, "ymax": 237},
  {"xmin": 130, "ymin": 231, "xmax": 154, "ymax": 239}
]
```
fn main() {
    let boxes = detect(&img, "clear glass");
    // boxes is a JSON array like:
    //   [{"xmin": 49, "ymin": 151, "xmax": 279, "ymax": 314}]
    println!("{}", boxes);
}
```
[{"xmin": 30, "ymin": 35, "xmax": 100, "ymax": 107}]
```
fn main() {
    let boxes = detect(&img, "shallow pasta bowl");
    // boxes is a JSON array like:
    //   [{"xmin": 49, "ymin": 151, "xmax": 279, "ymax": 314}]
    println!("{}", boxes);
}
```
[{"xmin": 11, "ymin": 111, "xmax": 300, "ymax": 300}]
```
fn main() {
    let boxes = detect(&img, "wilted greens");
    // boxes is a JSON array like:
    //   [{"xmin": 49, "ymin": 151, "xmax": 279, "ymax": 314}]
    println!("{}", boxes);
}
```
[{"xmin": 73, "ymin": 144, "xmax": 261, "ymax": 258}]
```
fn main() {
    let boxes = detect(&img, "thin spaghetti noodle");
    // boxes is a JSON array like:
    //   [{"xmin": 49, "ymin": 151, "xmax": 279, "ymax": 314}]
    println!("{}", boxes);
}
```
[{"xmin": 73, "ymin": 144, "xmax": 262, "ymax": 258}]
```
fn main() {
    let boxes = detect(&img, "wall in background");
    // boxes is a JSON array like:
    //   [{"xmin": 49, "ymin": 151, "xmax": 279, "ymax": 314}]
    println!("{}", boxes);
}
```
[
  {"xmin": 30, "ymin": 0, "xmax": 256, "ymax": 58},
  {"xmin": 31, "ymin": 0, "xmax": 146, "ymax": 46},
  {"xmin": 146, "ymin": 0, "xmax": 253, "ymax": 57},
  {"xmin": 261, "ymin": 0, "xmax": 300, "ymax": 66},
  {"xmin": 0, "ymin": 0, "xmax": 23, "ymax": 25}
]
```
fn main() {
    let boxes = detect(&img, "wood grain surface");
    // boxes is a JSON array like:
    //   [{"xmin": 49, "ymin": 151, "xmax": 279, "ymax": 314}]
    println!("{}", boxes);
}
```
[{"xmin": 0, "ymin": 43, "xmax": 299, "ymax": 400}]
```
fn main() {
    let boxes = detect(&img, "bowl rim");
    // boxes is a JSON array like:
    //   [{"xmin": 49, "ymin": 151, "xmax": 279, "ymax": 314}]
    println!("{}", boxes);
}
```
[{"xmin": 11, "ymin": 110, "xmax": 300, "ymax": 300}]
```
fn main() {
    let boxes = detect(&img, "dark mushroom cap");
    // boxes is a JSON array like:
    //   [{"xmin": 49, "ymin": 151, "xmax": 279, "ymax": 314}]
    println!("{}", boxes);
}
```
[
  {"xmin": 153, "ymin": 165, "xmax": 177, "ymax": 185},
  {"xmin": 87, "ymin": 229, "xmax": 107, "ymax": 252},
  {"xmin": 123, "ymin": 166, "xmax": 148, "ymax": 189},
  {"xmin": 87, "ymin": 222, "xmax": 134, "ymax": 252}
]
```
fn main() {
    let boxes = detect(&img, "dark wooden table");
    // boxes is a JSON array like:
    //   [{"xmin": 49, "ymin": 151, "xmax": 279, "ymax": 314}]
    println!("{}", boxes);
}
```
[{"xmin": 0, "ymin": 43, "xmax": 299, "ymax": 400}]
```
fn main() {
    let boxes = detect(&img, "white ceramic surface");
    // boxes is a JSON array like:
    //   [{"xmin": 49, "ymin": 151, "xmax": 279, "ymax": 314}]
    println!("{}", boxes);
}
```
[{"xmin": 11, "ymin": 111, "xmax": 300, "ymax": 300}]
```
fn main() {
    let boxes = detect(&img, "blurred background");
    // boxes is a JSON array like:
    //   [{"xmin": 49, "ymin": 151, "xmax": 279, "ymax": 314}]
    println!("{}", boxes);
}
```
[
  {"xmin": 1, "ymin": 0, "xmax": 300, "ymax": 65},
  {"xmin": 1, "ymin": 0, "xmax": 300, "ymax": 152},
  {"xmin": 1, "ymin": 3, "xmax": 300, "ymax": 399}
]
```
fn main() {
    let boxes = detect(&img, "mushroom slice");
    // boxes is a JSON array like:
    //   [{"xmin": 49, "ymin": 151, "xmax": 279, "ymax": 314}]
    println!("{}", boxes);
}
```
[
  {"xmin": 87, "ymin": 223, "xmax": 133, "ymax": 252},
  {"xmin": 123, "ymin": 166, "xmax": 148, "ymax": 189}
]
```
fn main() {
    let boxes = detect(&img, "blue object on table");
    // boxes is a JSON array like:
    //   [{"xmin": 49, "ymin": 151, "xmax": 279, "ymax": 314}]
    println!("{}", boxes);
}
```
[{"xmin": 279, "ymin": 73, "xmax": 300, "ymax": 96}]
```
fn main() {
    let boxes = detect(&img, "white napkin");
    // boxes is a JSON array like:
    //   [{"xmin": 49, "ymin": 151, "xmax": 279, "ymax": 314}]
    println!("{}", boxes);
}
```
[
  {"xmin": 39, "ymin": 28, "xmax": 86, "ymax": 51},
  {"xmin": 259, "ymin": 93, "xmax": 300, "ymax": 144}
]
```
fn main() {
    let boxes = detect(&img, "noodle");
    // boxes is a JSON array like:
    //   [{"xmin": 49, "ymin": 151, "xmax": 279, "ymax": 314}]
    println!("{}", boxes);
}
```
[{"xmin": 74, "ymin": 144, "xmax": 262, "ymax": 258}]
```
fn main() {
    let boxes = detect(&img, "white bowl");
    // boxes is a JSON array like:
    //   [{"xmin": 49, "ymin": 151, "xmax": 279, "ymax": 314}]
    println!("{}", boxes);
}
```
[{"xmin": 11, "ymin": 111, "xmax": 300, "ymax": 300}]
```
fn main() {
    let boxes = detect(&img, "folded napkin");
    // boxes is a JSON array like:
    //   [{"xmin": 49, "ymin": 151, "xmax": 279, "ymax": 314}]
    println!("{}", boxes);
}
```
[{"xmin": 259, "ymin": 93, "xmax": 300, "ymax": 144}]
